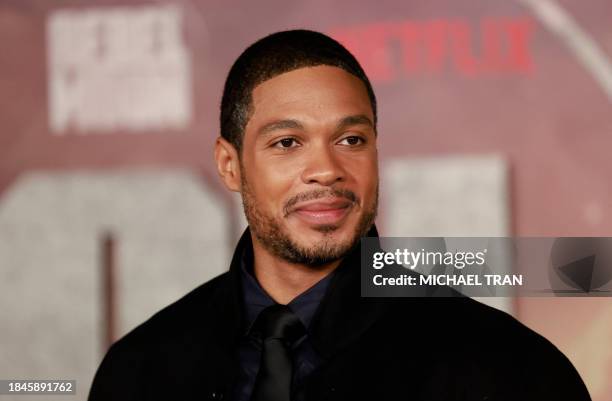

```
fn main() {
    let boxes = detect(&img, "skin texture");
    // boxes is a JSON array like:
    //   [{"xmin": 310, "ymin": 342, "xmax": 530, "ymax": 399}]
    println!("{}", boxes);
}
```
[{"xmin": 215, "ymin": 65, "xmax": 379, "ymax": 304}]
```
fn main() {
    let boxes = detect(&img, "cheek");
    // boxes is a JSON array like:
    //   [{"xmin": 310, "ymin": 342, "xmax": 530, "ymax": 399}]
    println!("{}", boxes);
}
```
[
  {"xmin": 349, "ymin": 157, "xmax": 379, "ymax": 197},
  {"xmin": 360, "ymin": 176, "xmax": 379, "ymax": 206},
  {"xmin": 247, "ymin": 158, "xmax": 297, "ymax": 209}
]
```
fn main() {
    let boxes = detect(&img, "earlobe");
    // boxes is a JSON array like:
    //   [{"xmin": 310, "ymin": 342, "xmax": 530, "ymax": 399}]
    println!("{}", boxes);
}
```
[{"xmin": 214, "ymin": 136, "xmax": 241, "ymax": 192}]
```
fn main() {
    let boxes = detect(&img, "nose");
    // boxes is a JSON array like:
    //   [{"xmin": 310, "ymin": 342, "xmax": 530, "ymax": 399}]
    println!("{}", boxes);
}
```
[{"xmin": 300, "ymin": 144, "xmax": 346, "ymax": 186}]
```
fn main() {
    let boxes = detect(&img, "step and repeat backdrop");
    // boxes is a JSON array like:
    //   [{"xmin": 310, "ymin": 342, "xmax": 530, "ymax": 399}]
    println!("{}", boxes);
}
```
[{"xmin": 1, "ymin": 0, "xmax": 611, "ymax": 399}]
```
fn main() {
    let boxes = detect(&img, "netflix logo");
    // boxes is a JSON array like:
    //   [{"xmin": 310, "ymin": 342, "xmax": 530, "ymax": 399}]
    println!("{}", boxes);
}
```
[{"xmin": 330, "ymin": 17, "xmax": 534, "ymax": 81}]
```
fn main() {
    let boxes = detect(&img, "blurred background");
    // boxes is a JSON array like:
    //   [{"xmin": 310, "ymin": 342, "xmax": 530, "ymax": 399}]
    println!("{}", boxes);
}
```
[{"xmin": 1, "ymin": 0, "xmax": 611, "ymax": 399}]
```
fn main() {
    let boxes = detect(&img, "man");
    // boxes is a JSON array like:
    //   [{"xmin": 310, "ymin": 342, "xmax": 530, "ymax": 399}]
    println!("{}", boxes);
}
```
[{"xmin": 89, "ymin": 30, "xmax": 590, "ymax": 401}]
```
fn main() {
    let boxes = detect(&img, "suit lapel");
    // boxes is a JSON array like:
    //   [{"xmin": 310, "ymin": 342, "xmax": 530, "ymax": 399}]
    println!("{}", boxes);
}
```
[
  {"xmin": 309, "ymin": 224, "xmax": 386, "ymax": 359},
  {"xmin": 202, "ymin": 229, "xmax": 251, "ymax": 395},
  {"xmin": 209, "ymin": 228, "xmax": 249, "ymax": 349}
]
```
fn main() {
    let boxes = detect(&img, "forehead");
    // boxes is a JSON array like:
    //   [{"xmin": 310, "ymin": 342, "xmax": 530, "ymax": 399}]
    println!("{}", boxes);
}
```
[{"xmin": 248, "ymin": 65, "xmax": 373, "ymax": 128}]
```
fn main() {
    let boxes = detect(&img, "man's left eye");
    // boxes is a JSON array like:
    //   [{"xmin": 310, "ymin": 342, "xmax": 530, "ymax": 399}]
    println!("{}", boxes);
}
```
[{"xmin": 338, "ymin": 136, "xmax": 364, "ymax": 146}]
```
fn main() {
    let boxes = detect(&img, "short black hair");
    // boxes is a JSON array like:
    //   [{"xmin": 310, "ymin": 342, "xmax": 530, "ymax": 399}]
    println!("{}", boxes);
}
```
[{"xmin": 220, "ymin": 29, "xmax": 377, "ymax": 152}]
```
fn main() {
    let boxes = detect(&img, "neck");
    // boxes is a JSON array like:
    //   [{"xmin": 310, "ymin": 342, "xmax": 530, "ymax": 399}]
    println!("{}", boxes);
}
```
[{"xmin": 250, "ymin": 234, "xmax": 341, "ymax": 304}]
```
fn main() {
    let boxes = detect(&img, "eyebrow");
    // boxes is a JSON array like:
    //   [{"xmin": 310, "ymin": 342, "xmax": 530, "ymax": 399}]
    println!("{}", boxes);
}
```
[
  {"xmin": 336, "ymin": 114, "xmax": 374, "ymax": 131},
  {"xmin": 259, "ymin": 119, "xmax": 304, "ymax": 136},
  {"xmin": 258, "ymin": 114, "xmax": 374, "ymax": 137}
]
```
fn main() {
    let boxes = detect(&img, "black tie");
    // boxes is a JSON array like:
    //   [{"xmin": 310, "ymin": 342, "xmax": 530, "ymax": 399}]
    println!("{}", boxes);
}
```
[{"xmin": 250, "ymin": 304, "xmax": 306, "ymax": 401}]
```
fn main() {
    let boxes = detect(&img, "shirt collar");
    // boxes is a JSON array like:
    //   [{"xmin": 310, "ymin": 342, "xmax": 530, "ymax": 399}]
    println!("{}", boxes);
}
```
[{"xmin": 239, "ymin": 237, "xmax": 335, "ymax": 333}]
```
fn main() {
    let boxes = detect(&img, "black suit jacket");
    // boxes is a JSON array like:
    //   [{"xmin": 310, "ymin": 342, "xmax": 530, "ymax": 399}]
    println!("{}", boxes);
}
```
[{"xmin": 89, "ymin": 226, "xmax": 591, "ymax": 401}]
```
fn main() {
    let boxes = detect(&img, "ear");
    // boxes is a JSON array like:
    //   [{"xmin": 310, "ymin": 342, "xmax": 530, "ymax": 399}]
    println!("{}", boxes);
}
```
[{"xmin": 214, "ymin": 136, "xmax": 241, "ymax": 192}]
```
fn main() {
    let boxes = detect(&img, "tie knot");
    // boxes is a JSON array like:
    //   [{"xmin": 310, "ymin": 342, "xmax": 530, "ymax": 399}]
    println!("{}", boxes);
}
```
[{"xmin": 253, "ymin": 304, "xmax": 305, "ymax": 345}]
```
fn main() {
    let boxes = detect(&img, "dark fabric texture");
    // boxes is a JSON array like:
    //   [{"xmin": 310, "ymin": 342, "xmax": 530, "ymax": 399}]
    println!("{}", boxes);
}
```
[
  {"xmin": 249, "ymin": 305, "xmax": 305, "ymax": 401},
  {"xmin": 88, "ymin": 225, "xmax": 592, "ymax": 401},
  {"xmin": 234, "ymin": 245, "xmax": 332, "ymax": 401}
]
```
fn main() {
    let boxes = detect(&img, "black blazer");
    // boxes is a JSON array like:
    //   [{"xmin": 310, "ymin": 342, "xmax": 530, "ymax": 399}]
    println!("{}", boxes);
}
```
[{"xmin": 89, "ymin": 226, "xmax": 591, "ymax": 401}]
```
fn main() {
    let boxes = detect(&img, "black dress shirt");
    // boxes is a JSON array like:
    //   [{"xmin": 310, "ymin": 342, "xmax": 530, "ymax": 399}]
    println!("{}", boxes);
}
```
[{"xmin": 232, "ymin": 244, "xmax": 335, "ymax": 401}]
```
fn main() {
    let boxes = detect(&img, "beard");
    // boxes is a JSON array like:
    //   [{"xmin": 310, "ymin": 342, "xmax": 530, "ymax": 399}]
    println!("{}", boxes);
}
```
[{"xmin": 240, "ymin": 168, "xmax": 378, "ymax": 267}]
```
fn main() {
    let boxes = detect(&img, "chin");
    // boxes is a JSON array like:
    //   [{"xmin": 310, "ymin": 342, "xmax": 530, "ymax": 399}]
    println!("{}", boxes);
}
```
[{"xmin": 295, "ymin": 220, "xmax": 357, "ymax": 245}]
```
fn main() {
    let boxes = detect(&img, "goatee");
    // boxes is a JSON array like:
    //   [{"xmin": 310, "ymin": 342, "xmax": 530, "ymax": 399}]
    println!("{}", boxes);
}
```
[{"xmin": 240, "ymin": 169, "xmax": 378, "ymax": 267}]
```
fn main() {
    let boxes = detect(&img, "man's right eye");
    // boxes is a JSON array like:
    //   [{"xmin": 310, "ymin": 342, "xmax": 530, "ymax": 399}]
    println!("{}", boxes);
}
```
[{"xmin": 273, "ymin": 138, "xmax": 299, "ymax": 149}]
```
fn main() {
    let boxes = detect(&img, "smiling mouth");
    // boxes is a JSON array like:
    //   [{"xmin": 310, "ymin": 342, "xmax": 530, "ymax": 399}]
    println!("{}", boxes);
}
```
[{"xmin": 290, "ymin": 198, "xmax": 354, "ymax": 226}]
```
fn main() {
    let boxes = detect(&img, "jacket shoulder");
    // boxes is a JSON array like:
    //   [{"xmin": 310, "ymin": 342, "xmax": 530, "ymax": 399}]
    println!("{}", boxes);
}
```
[
  {"xmin": 121, "ymin": 271, "xmax": 232, "ymax": 343},
  {"xmin": 387, "ymin": 297, "xmax": 590, "ymax": 399},
  {"xmin": 88, "ymin": 272, "xmax": 232, "ymax": 401}
]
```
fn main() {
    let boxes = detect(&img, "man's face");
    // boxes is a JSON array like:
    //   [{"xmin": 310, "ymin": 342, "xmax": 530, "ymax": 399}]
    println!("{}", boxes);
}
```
[{"xmin": 239, "ymin": 65, "xmax": 378, "ymax": 266}]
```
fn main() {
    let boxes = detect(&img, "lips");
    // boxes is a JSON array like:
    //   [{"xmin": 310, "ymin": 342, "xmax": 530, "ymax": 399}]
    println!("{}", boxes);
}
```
[{"xmin": 290, "ymin": 197, "xmax": 353, "ymax": 226}]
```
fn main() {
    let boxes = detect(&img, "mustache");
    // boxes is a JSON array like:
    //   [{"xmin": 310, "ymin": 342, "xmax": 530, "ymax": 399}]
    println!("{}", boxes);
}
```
[{"xmin": 283, "ymin": 188, "xmax": 358, "ymax": 217}]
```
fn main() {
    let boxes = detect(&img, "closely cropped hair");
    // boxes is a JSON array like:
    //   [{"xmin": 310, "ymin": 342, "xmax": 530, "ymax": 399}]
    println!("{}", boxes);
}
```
[{"xmin": 220, "ymin": 29, "xmax": 377, "ymax": 152}]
